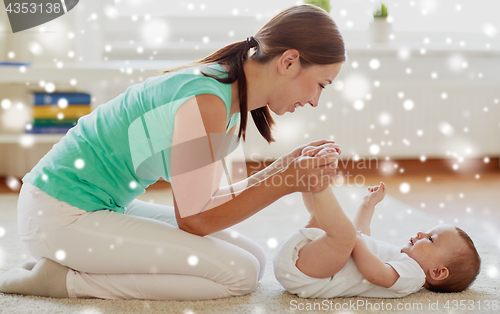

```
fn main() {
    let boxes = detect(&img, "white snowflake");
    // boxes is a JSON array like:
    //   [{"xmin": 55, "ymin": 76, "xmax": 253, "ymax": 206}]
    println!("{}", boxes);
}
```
[
  {"xmin": 45, "ymin": 82, "xmax": 56, "ymax": 93},
  {"xmin": 6, "ymin": 177, "xmax": 20, "ymax": 190},
  {"xmin": 188, "ymin": 255, "xmax": 199, "ymax": 266},
  {"xmin": 369, "ymin": 144, "xmax": 380, "ymax": 155},
  {"xmin": 369, "ymin": 59, "xmax": 380, "ymax": 70},
  {"xmin": 353, "ymin": 100, "xmax": 364, "ymax": 111},
  {"xmin": 75, "ymin": 159, "xmax": 85, "ymax": 169},
  {"xmin": 399, "ymin": 183, "xmax": 410, "ymax": 194},
  {"xmin": 403, "ymin": 99, "xmax": 414, "ymax": 111},
  {"xmin": 1, "ymin": 98, "xmax": 11, "ymax": 109},
  {"xmin": 267, "ymin": 238, "xmax": 278, "ymax": 249},
  {"xmin": 486, "ymin": 265, "xmax": 498, "ymax": 278},
  {"xmin": 55, "ymin": 250, "xmax": 66, "ymax": 261},
  {"xmin": 378, "ymin": 112, "xmax": 392, "ymax": 126}
]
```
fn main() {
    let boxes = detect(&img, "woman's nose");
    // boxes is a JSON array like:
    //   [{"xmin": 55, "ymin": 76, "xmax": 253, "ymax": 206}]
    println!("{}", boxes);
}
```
[
  {"xmin": 416, "ymin": 232, "xmax": 424, "ymax": 239},
  {"xmin": 309, "ymin": 91, "xmax": 321, "ymax": 107}
]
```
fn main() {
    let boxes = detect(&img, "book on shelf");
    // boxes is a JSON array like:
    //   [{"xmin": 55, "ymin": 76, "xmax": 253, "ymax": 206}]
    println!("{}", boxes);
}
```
[
  {"xmin": 34, "ymin": 118, "xmax": 79, "ymax": 127},
  {"xmin": 34, "ymin": 92, "xmax": 91, "ymax": 106},
  {"xmin": 0, "ymin": 62, "xmax": 32, "ymax": 67},
  {"xmin": 25, "ymin": 125, "xmax": 74, "ymax": 134},
  {"xmin": 33, "ymin": 105, "xmax": 91, "ymax": 119},
  {"xmin": 26, "ymin": 92, "xmax": 92, "ymax": 135}
]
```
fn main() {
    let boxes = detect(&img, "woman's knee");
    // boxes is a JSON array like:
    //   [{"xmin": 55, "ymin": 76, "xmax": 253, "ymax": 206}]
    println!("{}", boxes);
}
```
[
  {"xmin": 225, "ymin": 253, "xmax": 260, "ymax": 295},
  {"xmin": 209, "ymin": 230, "xmax": 267, "ymax": 281},
  {"xmin": 252, "ymin": 244, "xmax": 266, "ymax": 281},
  {"xmin": 233, "ymin": 236, "xmax": 266, "ymax": 282}
]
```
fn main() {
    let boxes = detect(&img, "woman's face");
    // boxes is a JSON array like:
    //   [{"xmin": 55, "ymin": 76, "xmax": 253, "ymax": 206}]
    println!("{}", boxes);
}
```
[{"xmin": 269, "ymin": 61, "xmax": 342, "ymax": 115}]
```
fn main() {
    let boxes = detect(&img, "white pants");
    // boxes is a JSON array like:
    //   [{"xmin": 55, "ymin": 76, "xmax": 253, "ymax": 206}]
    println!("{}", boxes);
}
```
[{"xmin": 17, "ymin": 182, "xmax": 266, "ymax": 300}]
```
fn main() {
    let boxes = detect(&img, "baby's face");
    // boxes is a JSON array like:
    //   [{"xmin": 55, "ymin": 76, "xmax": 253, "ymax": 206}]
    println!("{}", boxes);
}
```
[{"xmin": 401, "ymin": 224, "xmax": 464, "ymax": 272}]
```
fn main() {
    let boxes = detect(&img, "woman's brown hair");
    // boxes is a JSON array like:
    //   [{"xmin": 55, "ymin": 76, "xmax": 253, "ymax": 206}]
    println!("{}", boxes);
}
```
[{"xmin": 163, "ymin": 4, "xmax": 345, "ymax": 143}]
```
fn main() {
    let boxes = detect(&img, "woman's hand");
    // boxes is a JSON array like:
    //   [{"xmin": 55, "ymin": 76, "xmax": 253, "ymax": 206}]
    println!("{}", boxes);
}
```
[
  {"xmin": 301, "ymin": 143, "xmax": 341, "ymax": 158},
  {"xmin": 279, "ymin": 139, "xmax": 339, "ymax": 169},
  {"xmin": 278, "ymin": 151, "xmax": 339, "ymax": 193}
]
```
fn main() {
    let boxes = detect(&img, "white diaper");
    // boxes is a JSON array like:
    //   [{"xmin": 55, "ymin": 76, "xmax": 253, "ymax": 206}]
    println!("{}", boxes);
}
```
[{"xmin": 273, "ymin": 228, "xmax": 348, "ymax": 298}]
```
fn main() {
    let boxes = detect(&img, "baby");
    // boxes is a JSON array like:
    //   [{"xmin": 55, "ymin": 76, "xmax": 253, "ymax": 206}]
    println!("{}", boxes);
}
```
[{"xmin": 273, "ymin": 145, "xmax": 481, "ymax": 298}]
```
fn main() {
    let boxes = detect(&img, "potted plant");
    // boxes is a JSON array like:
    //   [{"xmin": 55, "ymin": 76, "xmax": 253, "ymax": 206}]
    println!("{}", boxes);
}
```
[
  {"xmin": 370, "ymin": 3, "xmax": 392, "ymax": 43},
  {"xmin": 304, "ymin": 0, "xmax": 331, "ymax": 13}
]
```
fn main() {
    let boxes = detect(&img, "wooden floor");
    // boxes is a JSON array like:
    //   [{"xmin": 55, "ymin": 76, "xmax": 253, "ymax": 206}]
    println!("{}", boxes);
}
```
[
  {"xmin": 364, "ymin": 172, "xmax": 499, "ymax": 218},
  {"xmin": 2, "ymin": 168, "xmax": 499, "ymax": 215}
]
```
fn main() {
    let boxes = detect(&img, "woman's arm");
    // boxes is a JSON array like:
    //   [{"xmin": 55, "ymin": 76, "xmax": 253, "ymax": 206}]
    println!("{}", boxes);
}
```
[
  {"xmin": 351, "ymin": 235, "xmax": 400, "ymax": 288},
  {"xmin": 213, "ymin": 151, "xmax": 290, "ymax": 198},
  {"xmin": 170, "ymin": 94, "xmax": 337, "ymax": 236},
  {"xmin": 176, "ymin": 153, "xmax": 337, "ymax": 236},
  {"xmin": 174, "ymin": 170, "xmax": 290, "ymax": 236}
]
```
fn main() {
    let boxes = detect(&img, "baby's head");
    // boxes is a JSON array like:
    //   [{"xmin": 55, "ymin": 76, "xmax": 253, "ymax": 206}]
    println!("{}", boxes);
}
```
[{"xmin": 401, "ymin": 224, "xmax": 481, "ymax": 293}]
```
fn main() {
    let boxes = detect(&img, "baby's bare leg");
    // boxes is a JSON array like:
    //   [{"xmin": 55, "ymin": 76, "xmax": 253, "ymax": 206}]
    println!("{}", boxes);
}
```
[
  {"xmin": 296, "ymin": 187, "xmax": 357, "ymax": 278},
  {"xmin": 302, "ymin": 192, "xmax": 320, "ymax": 228},
  {"xmin": 0, "ymin": 258, "xmax": 69, "ymax": 298}
]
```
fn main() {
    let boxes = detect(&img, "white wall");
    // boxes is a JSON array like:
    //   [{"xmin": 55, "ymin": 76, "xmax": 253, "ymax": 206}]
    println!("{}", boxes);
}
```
[{"xmin": 0, "ymin": 0, "xmax": 499, "ymax": 179}]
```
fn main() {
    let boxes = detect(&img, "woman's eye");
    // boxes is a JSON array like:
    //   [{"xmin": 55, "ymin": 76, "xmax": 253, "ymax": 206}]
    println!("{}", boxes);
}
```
[
  {"xmin": 428, "ymin": 236, "xmax": 433, "ymax": 242},
  {"xmin": 319, "ymin": 84, "xmax": 325, "ymax": 89}
]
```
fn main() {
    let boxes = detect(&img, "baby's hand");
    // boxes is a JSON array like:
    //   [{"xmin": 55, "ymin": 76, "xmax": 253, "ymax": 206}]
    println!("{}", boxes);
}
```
[{"xmin": 362, "ymin": 182, "xmax": 386, "ymax": 207}]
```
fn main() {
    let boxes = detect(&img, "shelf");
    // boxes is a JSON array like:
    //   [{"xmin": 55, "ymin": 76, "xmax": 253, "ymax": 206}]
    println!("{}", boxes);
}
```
[
  {"xmin": 0, "ymin": 60, "xmax": 185, "ymax": 83},
  {"xmin": 0, "ymin": 36, "xmax": 499, "ymax": 84},
  {"xmin": 0, "ymin": 134, "xmax": 64, "ymax": 144}
]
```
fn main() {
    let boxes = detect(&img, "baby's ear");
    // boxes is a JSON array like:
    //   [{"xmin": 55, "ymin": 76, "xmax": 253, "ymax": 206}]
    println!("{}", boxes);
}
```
[{"xmin": 430, "ymin": 267, "xmax": 449, "ymax": 281}]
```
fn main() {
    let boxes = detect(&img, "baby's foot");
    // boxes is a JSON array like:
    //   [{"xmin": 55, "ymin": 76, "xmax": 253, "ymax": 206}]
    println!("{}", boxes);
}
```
[{"xmin": 362, "ymin": 182, "xmax": 386, "ymax": 207}]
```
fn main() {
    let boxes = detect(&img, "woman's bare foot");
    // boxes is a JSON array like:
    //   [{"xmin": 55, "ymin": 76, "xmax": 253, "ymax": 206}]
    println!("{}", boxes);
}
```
[
  {"xmin": 17, "ymin": 259, "xmax": 37, "ymax": 271},
  {"xmin": 0, "ymin": 258, "xmax": 69, "ymax": 298}
]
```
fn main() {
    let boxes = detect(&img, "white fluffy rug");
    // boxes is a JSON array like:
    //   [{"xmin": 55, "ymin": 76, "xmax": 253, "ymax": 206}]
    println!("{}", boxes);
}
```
[{"xmin": 1, "ymin": 186, "xmax": 498, "ymax": 314}]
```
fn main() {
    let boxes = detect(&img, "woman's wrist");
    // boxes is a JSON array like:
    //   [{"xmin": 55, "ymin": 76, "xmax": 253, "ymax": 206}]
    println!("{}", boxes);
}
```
[{"xmin": 274, "ymin": 171, "xmax": 296, "ymax": 195}]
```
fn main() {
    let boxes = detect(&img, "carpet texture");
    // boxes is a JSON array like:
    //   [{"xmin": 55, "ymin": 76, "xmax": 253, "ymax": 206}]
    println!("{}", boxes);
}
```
[{"xmin": 0, "ymin": 186, "xmax": 498, "ymax": 314}]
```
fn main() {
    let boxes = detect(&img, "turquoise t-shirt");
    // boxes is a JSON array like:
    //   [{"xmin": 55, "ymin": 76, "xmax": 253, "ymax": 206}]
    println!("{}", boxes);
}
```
[{"xmin": 22, "ymin": 64, "xmax": 239, "ymax": 213}]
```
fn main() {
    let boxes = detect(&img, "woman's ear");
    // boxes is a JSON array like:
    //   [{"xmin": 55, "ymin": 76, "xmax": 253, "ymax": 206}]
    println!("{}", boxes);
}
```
[
  {"xmin": 277, "ymin": 49, "xmax": 300, "ymax": 74},
  {"xmin": 430, "ymin": 267, "xmax": 449, "ymax": 281}
]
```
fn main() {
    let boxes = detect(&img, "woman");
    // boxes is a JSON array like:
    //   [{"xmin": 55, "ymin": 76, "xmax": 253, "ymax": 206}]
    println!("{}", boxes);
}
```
[{"xmin": 0, "ymin": 4, "xmax": 345, "ymax": 300}]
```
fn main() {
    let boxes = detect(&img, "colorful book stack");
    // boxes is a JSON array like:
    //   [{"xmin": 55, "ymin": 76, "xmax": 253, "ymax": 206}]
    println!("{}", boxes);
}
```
[{"xmin": 27, "ymin": 92, "xmax": 92, "ymax": 134}]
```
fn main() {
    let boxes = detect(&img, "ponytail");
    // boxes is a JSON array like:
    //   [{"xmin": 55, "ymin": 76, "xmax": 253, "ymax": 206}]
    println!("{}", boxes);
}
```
[{"xmin": 163, "ymin": 37, "xmax": 274, "ymax": 143}]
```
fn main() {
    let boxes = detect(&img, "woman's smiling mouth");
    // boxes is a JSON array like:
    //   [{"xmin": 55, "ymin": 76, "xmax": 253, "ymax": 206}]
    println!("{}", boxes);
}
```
[{"xmin": 290, "ymin": 102, "xmax": 304, "ymax": 112}]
